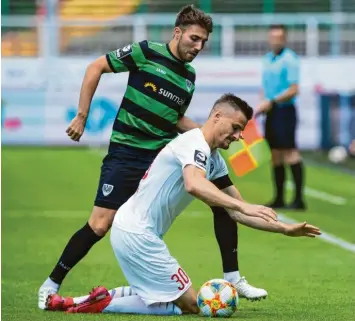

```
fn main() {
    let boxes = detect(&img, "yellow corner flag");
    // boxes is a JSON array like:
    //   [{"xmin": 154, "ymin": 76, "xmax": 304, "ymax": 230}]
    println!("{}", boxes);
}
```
[{"xmin": 220, "ymin": 119, "xmax": 271, "ymax": 177}]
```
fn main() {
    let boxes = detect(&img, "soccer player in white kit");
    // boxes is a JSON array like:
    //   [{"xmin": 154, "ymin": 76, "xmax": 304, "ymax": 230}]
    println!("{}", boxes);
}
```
[{"xmin": 46, "ymin": 94, "xmax": 321, "ymax": 315}]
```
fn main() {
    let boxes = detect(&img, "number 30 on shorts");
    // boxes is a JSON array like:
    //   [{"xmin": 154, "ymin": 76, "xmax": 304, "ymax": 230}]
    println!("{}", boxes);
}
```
[{"xmin": 171, "ymin": 267, "xmax": 190, "ymax": 290}]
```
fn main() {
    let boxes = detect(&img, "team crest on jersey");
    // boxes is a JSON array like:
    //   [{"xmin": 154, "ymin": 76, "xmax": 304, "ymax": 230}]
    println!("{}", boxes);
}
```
[
  {"xmin": 116, "ymin": 44, "xmax": 132, "ymax": 59},
  {"xmin": 102, "ymin": 184, "xmax": 114, "ymax": 196},
  {"xmin": 186, "ymin": 79, "xmax": 193, "ymax": 92},
  {"xmin": 194, "ymin": 150, "xmax": 207, "ymax": 169}
]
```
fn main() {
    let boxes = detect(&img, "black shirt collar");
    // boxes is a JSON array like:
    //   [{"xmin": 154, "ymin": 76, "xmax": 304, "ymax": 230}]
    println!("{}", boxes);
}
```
[
  {"xmin": 271, "ymin": 47, "xmax": 285, "ymax": 61},
  {"xmin": 166, "ymin": 43, "xmax": 185, "ymax": 64}
]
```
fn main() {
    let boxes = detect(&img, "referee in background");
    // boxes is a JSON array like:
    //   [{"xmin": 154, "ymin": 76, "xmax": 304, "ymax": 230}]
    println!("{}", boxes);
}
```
[{"xmin": 256, "ymin": 24, "xmax": 306, "ymax": 210}]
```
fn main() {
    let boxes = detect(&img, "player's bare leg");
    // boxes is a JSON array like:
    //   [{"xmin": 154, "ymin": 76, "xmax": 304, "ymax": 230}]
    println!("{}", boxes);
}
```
[
  {"xmin": 173, "ymin": 287, "xmax": 199, "ymax": 314},
  {"xmin": 88, "ymin": 206, "xmax": 116, "ymax": 236},
  {"xmin": 38, "ymin": 206, "xmax": 116, "ymax": 310}
]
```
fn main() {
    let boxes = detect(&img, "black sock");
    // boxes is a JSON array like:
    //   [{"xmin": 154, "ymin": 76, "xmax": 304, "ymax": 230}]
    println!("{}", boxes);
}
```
[
  {"xmin": 273, "ymin": 165, "xmax": 285, "ymax": 203},
  {"xmin": 290, "ymin": 161, "xmax": 304, "ymax": 202},
  {"xmin": 49, "ymin": 223, "xmax": 103, "ymax": 285},
  {"xmin": 211, "ymin": 206, "xmax": 239, "ymax": 273}
]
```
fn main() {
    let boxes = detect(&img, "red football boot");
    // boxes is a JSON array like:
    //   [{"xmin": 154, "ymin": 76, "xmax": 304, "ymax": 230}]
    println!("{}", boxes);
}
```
[
  {"xmin": 66, "ymin": 286, "xmax": 112, "ymax": 313},
  {"xmin": 46, "ymin": 293, "xmax": 74, "ymax": 311}
]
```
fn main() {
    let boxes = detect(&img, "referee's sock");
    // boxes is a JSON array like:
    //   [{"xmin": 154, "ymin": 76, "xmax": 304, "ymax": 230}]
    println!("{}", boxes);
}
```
[
  {"xmin": 48, "ymin": 222, "xmax": 103, "ymax": 286},
  {"xmin": 290, "ymin": 161, "xmax": 305, "ymax": 203},
  {"xmin": 211, "ymin": 206, "xmax": 239, "ymax": 274},
  {"xmin": 273, "ymin": 164, "xmax": 285, "ymax": 204}
]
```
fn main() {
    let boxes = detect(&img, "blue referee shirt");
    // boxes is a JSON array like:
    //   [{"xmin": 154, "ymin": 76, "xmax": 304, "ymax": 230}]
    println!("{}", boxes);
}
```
[{"xmin": 262, "ymin": 48, "xmax": 300, "ymax": 105}]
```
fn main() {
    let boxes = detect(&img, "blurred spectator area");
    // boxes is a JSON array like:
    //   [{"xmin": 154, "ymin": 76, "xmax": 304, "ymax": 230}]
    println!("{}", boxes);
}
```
[
  {"xmin": 1, "ymin": 0, "xmax": 355, "ymax": 57},
  {"xmin": 1, "ymin": 0, "xmax": 141, "ymax": 56}
]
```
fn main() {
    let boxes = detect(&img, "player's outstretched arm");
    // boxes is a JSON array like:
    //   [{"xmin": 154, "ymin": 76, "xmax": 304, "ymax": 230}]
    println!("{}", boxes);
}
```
[
  {"xmin": 221, "ymin": 185, "xmax": 279, "ymax": 222},
  {"xmin": 183, "ymin": 165, "xmax": 276, "ymax": 222},
  {"xmin": 225, "ymin": 209, "xmax": 321, "ymax": 237},
  {"xmin": 66, "ymin": 55, "xmax": 112, "ymax": 142}
]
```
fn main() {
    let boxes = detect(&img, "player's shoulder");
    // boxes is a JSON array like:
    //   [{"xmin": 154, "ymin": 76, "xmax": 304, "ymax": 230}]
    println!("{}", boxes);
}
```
[
  {"xmin": 169, "ymin": 129, "xmax": 210, "ymax": 153},
  {"xmin": 174, "ymin": 128, "xmax": 204, "ymax": 144},
  {"xmin": 283, "ymin": 48, "xmax": 299, "ymax": 61},
  {"xmin": 184, "ymin": 62, "xmax": 196, "ymax": 75},
  {"xmin": 143, "ymin": 40, "xmax": 172, "ymax": 58},
  {"xmin": 146, "ymin": 40, "xmax": 165, "ymax": 50},
  {"xmin": 263, "ymin": 51, "xmax": 273, "ymax": 60}
]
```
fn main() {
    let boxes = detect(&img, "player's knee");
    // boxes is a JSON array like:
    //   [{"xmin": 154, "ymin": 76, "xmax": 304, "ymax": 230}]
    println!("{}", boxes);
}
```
[
  {"xmin": 88, "ymin": 207, "xmax": 116, "ymax": 236},
  {"xmin": 185, "ymin": 299, "xmax": 199, "ymax": 314},
  {"xmin": 179, "ymin": 297, "xmax": 199, "ymax": 314},
  {"xmin": 284, "ymin": 149, "xmax": 301, "ymax": 164},
  {"xmin": 271, "ymin": 149, "xmax": 283, "ymax": 166}
]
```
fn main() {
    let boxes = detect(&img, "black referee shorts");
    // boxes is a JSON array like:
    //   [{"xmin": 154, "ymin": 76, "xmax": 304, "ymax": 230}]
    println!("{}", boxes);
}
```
[{"xmin": 264, "ymin": 103, "xmax": 297, "ymax": 149}]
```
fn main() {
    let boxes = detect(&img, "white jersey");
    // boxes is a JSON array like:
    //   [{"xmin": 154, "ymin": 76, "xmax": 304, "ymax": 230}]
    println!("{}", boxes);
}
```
[{"xmin": 113, "ymin": 128, "xmax": 228, "ymax": 238}]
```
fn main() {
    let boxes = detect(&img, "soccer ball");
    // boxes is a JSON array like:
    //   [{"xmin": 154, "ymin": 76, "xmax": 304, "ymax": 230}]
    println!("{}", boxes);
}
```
[
  {"xmin": 197, "ymin": 279, "xmax": 238, "ymax": 317},
  {"xmin": 328, "ymin": 146, "xmax": 348, "ymax": 164}
]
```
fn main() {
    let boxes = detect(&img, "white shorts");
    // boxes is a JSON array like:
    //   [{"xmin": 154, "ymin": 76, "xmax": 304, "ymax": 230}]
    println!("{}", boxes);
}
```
[{"xmin": 110, "ymin": 225, "xmax": 192, "ymax": 305}]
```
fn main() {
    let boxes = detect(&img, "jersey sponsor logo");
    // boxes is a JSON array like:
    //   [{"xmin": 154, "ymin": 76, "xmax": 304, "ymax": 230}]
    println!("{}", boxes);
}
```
[
  {"xmin": 144, "ymin": 82, "xmax": 186, "ymax": 106},
  {"xmin": 144, "ymin": 82, "xmax": 157, "ymax": 92},
  {"xmin": 159, "ymin": 88, "xmax": 185, "ymax": 106},
  {"xmin": 194, "ymin": 150, "xmax": 207, "ymax": 169},
  {"xmin": 115, "ymin": 44, "xmax": 132, "ymax": 59},
  {"xmin": 186, "ymin": 79, "xmax": 193, "ymax": 92},
  {"xmin": 102, "ymin": 184, "xmax": 114, "ymax": 196}
]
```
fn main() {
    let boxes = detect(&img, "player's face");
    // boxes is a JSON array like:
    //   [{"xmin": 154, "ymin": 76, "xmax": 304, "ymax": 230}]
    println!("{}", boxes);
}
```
[
  {"xmin": 176, "ymin": 25, "xmax": 209, "ymax": 62},
  {"xmin": 268, "ymin": 28, "xmax": 286, "ymax": 53},
  {"xmin": 214, "ymin": 108, "xmax": 248, "ymax": 150}
]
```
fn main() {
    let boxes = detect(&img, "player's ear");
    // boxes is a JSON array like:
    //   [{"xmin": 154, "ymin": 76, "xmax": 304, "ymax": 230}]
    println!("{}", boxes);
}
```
[
  {"xmin": 213, "ymin": 110, "xmax": 222, "ymax": 123},
  {"xmin": 174, "ymin": 27, "xmax": 182, "ymax": 40}
]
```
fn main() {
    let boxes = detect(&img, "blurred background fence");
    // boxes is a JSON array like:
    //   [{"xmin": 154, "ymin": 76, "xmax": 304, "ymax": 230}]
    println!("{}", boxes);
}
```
[{"xmin": 2, "ymin": 0, "xmax": 355, "ymax": 150}]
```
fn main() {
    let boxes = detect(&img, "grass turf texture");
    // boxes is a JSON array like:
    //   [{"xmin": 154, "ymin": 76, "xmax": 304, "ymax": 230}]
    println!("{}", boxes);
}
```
[{"xmin": 2, "ymin": 147, "xmax": 355, "ymax": 321}]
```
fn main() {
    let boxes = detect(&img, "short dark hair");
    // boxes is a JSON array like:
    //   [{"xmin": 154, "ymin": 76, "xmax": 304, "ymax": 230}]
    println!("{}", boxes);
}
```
[
  {"xmin": 175, "ymin": 4, "xmax": 213, "ymax": 33},
  {"xmin": 211, "ymin": 93, "xmax": 253, "ymax": 120},
  {"xmin": 269, "ymin": 24, "xmax": 287, "ymax": 33}
]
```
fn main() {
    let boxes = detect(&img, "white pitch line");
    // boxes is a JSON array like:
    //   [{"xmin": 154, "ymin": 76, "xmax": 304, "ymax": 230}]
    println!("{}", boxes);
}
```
[
  {"xmin": 286, "ymin": 181, "xmax": 347, "ymax": 205},
  {"xmin": 278, "ymin": 213, "xmax": 355, "ymax": 253},
  {"xmin": 186, "ymin": 210, "xmax": 355, "ymax": 254}
]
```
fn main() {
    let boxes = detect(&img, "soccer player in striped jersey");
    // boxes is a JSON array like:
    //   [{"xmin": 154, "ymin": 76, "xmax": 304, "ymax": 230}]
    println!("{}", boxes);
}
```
[{"xmin": 38, "ymin": 5, "xmax": 267, "ymax": 309}]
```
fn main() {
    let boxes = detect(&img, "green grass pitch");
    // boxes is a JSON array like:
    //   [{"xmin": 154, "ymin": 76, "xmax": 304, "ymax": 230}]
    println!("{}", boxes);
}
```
[{"xmin": 2, "ymin": 147, "xmax": 355, "ymax": 321}]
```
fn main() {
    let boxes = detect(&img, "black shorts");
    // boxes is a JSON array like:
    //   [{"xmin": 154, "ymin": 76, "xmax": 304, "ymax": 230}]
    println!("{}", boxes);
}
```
[
  {"xmin": 264, "ymin": 103, "xmax": 297, "ymax": 149},
  {"xmin": 94, "ymin": 142, "xmax": 160, "ymax": 210}
]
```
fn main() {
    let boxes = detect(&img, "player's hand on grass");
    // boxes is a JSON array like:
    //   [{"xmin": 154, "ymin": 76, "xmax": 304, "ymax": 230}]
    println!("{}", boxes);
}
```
[
  {"xmin": 240, "ymin": 203, "xmax": 278, "ymax": 222},
  {"xmin": 66, "ymin": 114, "xmax": 87, "ymax": 142},
  {"xmin": 283, "ymin": 222, "xmax": 321, "ymax": 238}
]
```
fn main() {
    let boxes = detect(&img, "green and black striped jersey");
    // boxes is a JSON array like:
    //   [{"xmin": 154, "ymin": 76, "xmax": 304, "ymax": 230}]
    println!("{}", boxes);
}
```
[{"xmin": 106, "ymin": 40, "xmax": 196, "ymax": 151}]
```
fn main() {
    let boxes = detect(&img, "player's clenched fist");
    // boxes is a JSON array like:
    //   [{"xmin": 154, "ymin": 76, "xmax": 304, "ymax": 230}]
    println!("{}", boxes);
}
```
[{"xmin": 66, "ymin": 114, "xmax": 87, "ymax": 142}]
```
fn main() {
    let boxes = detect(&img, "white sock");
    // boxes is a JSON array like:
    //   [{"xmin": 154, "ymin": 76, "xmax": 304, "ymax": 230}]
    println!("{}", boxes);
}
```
[
  {"xmin": 224, "ymin": 271, "xmax": 241, "ymax": 283},
  {"xmin": 41, "ymin": 278, "xmax": 60, "ymax": 291},
  {"xmin": 73, "ymin": 286, "xmax": 136, "ymax": 305},
  {"xmin": 103, "ymin": 295, "xmax": 182, "ymax": 315},
  {"xmin": 110, "ymin": 286, "xmax": 136, "ymax": 299}
]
